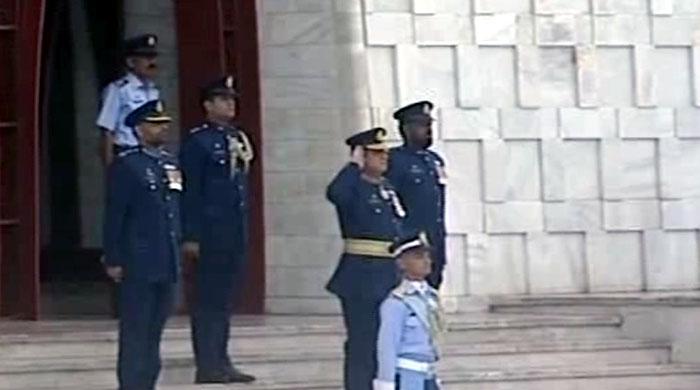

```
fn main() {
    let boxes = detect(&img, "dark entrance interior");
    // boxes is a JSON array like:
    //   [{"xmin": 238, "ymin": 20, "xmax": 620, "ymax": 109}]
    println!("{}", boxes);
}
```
[{"xmin": 39, "ymin": 0, "xmax": 123, "ymax": 317}]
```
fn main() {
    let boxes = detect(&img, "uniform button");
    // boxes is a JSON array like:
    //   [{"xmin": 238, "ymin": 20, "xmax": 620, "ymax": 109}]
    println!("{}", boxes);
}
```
[
  {"xmin": 375, "ymin": 208, "xmax": 381, "ymax": 214},
  {"xmin": 165, "ymin": 196, "xmax": 171, "ymax": 201},
  {"xmin": 219, "ymin": 160, "xmax": 226, "ymax": 165},
  {"xmin": 168, "ymin": 213, "xmax": 174, "ymax": 219},
  {"xmin": 170, "ymin": 231, "xmax": 176, "ymax": 237},
  {"xmin": 150, "ymin": 184, "xmax": 157, "ymax": 190},
  {"xmin": 415, "ymin": 178, "xmax": 421, "ymax": 184}
]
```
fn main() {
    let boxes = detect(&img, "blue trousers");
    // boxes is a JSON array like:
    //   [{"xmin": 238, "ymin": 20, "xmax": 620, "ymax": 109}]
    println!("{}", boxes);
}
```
[
  {"xmin": 340, "ymin": 298, "xmax": 381, "ymax": 390},
  {"xmin": 117, "ymin": 280, "xmax": 175, "ymax": 390},
  {"xmin": 191, "ymin": 253, "xmax": 242, "ymax": 375},
  {"xmin": 397, "ymin": 368, "xmax": 440, "ymax": 390}
]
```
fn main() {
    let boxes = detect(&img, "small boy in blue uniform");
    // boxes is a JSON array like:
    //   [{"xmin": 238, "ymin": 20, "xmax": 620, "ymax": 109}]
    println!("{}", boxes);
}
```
[{"xmin": 374, "ymin": 232, "xmax": 445, "ymax": 390}]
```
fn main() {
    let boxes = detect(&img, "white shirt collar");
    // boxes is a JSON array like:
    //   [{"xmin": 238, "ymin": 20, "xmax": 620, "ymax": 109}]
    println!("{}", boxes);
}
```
[
  {"xmin": 408, "ymin": 280, "xmax": 429, "ymax": 294},
  {"xmin": 126, "ymin": 72, "xmax": 155, "ymax": 89}
]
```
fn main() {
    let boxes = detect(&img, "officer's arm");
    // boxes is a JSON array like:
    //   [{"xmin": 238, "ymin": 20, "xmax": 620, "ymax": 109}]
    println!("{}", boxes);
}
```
[
  {"xmin": 180, "ymin": 137, "xmax": 205, "ymax": 243},
  {"xmin": 100, "ymin": 132, "xmax": 115, "ymax": 166},
  {"xmin": 326, "ymin": 163, "xmax": 361, "ymax": 209},
  {"xmin": 374, "ymin": 298, "xmax": 405, "ymax": 389},
  {"xmin": 96, "ymin": 84, "xmax": 120, "ymax": 165},
  {"xmin": 103, "ymin": 160, "xmax": 134, "ymax": 267}
]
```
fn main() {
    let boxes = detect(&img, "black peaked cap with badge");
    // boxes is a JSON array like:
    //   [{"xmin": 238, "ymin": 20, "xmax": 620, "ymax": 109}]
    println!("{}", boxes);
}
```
[
  {"xmin": 393, "ymin": 101, "xmax": 434, "ymax": 126},
  {"xmin": 200, "ymin": 75, "xmax": 239, "ymax": 103},
  {"xmin": 345, "ymin": 127, "xmax": 389, "ymax": 151},
  {"xmin": 125, "ymin": 100, "xmax": 172, "ymax": 128},
  {"xmin": 123, "ymin": 34, "xmax": 159, "ymax": 57}
]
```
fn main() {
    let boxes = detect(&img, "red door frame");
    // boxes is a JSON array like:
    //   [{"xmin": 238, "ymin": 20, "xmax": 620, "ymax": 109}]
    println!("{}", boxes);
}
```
[
  {"xmin": 0, "ymin": 0, "xmax": 44, "ymax": 319},
  {"xmin": 175, "ymin": 0, "xmax": 265, "ymax": 314}
]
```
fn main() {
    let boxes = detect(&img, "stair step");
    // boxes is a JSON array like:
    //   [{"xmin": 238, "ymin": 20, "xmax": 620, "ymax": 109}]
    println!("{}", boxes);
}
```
[
  {"xmin": 0, "ymin": 339, "xmax": 671, "ymax": 389},
  {"xmin": 491, "ymin": 292, "xmax": 700, "ymax": 315},
  {"xmin": 62, "ymin": 364, "xmax": 700, "ymax": 390},
  {"xmin": 0, "ymin": 314, "xmax": 624, "ymax": 360}
]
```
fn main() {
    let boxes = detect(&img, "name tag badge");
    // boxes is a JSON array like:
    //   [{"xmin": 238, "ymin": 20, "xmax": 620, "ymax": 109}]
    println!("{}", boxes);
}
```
[{"xmin": 165, "ymin": 168, "xmax": 183, "ymax": 191}]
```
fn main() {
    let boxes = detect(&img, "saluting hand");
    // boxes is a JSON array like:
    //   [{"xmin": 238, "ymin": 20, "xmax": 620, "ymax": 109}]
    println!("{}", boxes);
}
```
[
  {"xmin": 105, "ymin": 266, "xmax": 124, "ymax": 283},
  {"xmin": 350, "ymin": 146, "xmax": 365, "ymax": 169}
]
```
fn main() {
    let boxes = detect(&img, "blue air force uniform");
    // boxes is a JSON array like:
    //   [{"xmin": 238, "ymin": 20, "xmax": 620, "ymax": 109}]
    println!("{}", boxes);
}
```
[
  {"xmin": 179, "ymin": 76, "xmax": 254, "ymax": 382},
  {"xmin": 326, "ymin": 128, "xmax": 405, "ymax": 390},
  {"xmin": 374, "ymin": 234, "xmax": 445, "ymax": 390},
  {"xmin": 387, "ymin": 101, "xmax": 447, "ymax": 289},
  {"xmin": 97, "ymin": 34, "xmax": 160, "ymax": 153},
  {"xmin": 103, "ymin": 100, "xmax": 180, "ymax": 390}
]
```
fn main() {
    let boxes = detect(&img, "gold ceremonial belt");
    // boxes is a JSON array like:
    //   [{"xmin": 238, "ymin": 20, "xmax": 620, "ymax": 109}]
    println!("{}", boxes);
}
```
[{"xmin": 344, "ymin": 239, "xmax": 394, "ymax": 259}]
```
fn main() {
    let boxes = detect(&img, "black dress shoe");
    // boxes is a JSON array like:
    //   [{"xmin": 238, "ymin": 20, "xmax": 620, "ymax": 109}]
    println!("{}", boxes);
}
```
[
  {"xmin": 226, "ymin": 367, "xmax": 256, "ymax": 383},
  {"xmin": 194, "ymin": 371, "xmax": 231, "ymax": 384}
]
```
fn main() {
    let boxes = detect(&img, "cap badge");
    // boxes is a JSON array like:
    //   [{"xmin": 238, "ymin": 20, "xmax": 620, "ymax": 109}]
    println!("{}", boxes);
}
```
[
  {"xmin": 148, "ymin": 36, "xmax": 156, "ymax": 46},
  {"xmin": 375, "ymin": 128, "xmax": 387, "ymax": 142},
  {"xmin": 225, "ymin": 76, "xmax": 234, "ymax": 89}
]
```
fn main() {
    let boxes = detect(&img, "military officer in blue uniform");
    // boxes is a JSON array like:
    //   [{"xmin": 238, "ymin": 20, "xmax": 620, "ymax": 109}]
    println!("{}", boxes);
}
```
[
  {"xmin": 179, "ymin": 76, "xmax": 256, "ymax": 384},
  {"xmin": 386, "ymin": 101, "xmax": 447, "ymax": 289},
  {"xmin": 97, "ymin": 34, "xmax": 160, "ymax": 165},
  {"xmin": 374, "ymin": 232, "xmax": 445, "ymax": 390},
  {"xmin": 103, "ymin": 100, "xmax": 181, "ymax": 390},
  {"xmin": 327, "ymin": 127, "xmax": 406, "ymax": 390}
]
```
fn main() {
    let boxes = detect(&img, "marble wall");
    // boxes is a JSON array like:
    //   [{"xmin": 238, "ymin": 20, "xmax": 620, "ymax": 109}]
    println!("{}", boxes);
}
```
[{"xmin": 259, "ymin": 0, "xmax": 700, "ymax": 313}]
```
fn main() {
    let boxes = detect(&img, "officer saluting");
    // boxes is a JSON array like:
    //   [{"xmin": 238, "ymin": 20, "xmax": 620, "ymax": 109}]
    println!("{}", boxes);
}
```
[
  {"xmin": 179, "ymin": 76, "xmax": 255, "ymax": 384},
  {"xmin": 374, "ymin": 232, "xmax": 446, "ymax": 390},
  {"xmin": 386, "ymin": 101, "xmax": 447, "ymax": 289},
  {"xmin": 102, "ymin": 100, "xmax": 181, "ymax": 390},
  {"xmin": 327, "ymin": 127, "xmax": 406, "ymax": 390},
  {"xmin": 97, "ymin": 34, "xmax": 160, "ymax": 165}
]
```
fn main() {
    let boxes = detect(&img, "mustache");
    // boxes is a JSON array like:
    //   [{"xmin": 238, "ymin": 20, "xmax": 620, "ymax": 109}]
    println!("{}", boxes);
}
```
[{"xmin": 147, "ymin": 63, "xmax": 158, "ymax": 69}]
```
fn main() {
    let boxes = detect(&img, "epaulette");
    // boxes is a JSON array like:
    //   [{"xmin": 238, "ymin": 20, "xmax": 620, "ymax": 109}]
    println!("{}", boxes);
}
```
[
  {"xmin": 189, "ymin": 125, "xmax": 205, "ymax": 134},
  {"xmin": 117, "ymin": 148, "xmax": 139, "ymax": 158}
]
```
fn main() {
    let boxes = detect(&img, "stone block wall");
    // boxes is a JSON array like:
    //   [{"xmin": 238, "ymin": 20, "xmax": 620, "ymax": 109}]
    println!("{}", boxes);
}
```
[{"xmin": 259, "ymin": 0, "xmax": 700, "ymax": 313}]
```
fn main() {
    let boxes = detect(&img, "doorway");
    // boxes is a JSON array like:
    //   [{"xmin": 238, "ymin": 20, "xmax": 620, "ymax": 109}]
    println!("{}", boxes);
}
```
[{"xmin": 39, "ymin": 0, "xmax": 123, "ymax": 318}]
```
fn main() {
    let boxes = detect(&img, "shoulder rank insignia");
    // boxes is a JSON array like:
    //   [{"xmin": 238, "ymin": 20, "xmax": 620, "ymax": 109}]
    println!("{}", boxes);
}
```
[{"xmin": 117, "ymin": 148, "xmax": 139, "ymax": 158}]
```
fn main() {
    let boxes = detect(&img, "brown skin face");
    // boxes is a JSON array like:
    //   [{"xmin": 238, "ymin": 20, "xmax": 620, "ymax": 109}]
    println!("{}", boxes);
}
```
[
  {"xmin": 137, "ymin": 121, "xmax": 170, "ymax": 147},
  {"xmin": 363, "ymin": 148, "xmax": 389, "ymax": 177},
  {"xmin": 203, "ymin": 95, "xmax": 237, "ymax": 123},
  {"xmin": 399, "ymin": 249, "xmax": 432, "ymax": 280},
  {"xmin": 405, "ymin": 123, "xmax": 433, "ymax": 149},
  {"xmin": 127, "ymin": 55, "xmax": 158, "ymax": 80}
]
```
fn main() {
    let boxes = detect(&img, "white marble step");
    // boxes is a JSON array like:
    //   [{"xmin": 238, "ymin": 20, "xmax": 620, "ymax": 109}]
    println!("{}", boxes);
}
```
[
  {"xmin": 490, "ymin": 292, "xmax": 700, "ymax": 315},
  {"xmin": 0, "ymin": 340, "xmax": 670, "ymax": 389},
  {"xmin": 60, "ymin": 364, "xmax": 700, "ymax": 390},
  {"xmin": 0, "ymin": 314, "xmax": 624, "ymax": 360}
]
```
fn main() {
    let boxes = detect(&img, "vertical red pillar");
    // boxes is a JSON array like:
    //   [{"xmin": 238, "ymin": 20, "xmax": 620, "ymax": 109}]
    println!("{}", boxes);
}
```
[
  {"xmin": 175, "ymin": 0, "xmax": 265, "ymax": 314},
  {"xmin": 221, "ymin": 0, "xmax": 265, "ymax": 314},
  {"xmin": 0, "ymin": 0, "xmax": 44, "ymax": 319}
]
